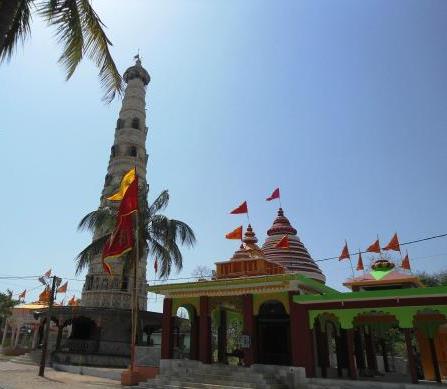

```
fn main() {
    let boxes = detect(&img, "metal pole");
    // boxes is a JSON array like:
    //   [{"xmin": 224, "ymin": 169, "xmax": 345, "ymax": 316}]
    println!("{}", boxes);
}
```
[{"xmin": 38, "ymin": 276, "xmax": 56, "ymax": 377}]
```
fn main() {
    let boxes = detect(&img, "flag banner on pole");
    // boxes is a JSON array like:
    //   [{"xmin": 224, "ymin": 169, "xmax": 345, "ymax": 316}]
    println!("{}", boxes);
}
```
[
  {"xmin": 18, "ymin": 290, "xmax": 26, "ymax": 300},
  {"xmin": 356, "ymin": 252, "xmax": 364, "ymax": 271},
  {"xmin": 117, "ymin": 174, "xmax": 138, "ymax": 217},
  {"xmin": 44, "ymin": 269, "xmax": 51, "ymax": 278},
  {"xmin": 383, "ymin": 233, "xmax": 400, "ymax": 252},
  {"xmin": 401, "ymin": 253, "xmax": 411, "ymax": 270},
  {"xmin": 339, "ymin": 242, "xmax": 350, "ymax": 261},
  {"xmin": 102, "ymin": 214, "xmax": 134, "ymax": 261},
  {"xmin": 275, "ymin": 235, "xmax": 289, "ymax": 248},
  {"xmin": 266, "ymin": 188, "xmax": 280, "ymax": 201},
  {"xmin": 225, "ymin": 225, "xmax": 243, "ymax": 240},
  {"xmin": 39, "ymin": 287, "xmax": 51, "ymax": 303},
  {"xmin": 56, "ymin": 282, "xmax": 68, "ymax": 293},
  {"xmin": 107, "ymin": 168, "xmax": 136, "ymax": 201},
  {"xmin": 68, "ymin": 295, "xmax": 78, "ymax": 306},
  {"xmin": 366, "ymin": 239, "xmax": 381, "ymax": 253},
  {"xmin": 230, "ymin": 201, "xmax": 248, "ymax": 215}
]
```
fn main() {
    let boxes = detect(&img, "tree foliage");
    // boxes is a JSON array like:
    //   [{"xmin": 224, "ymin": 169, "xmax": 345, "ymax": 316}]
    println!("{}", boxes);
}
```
[
  {"xmin": 417, "ymin": 269, "xmax": 447, "ymax": 287},
  {"xmin": 0, "ymin": 290, "xmax": 19, "ymax": 327},
  {"xmin": 0, "ymin": 0, "xmax": 122, "ymax": 102}
]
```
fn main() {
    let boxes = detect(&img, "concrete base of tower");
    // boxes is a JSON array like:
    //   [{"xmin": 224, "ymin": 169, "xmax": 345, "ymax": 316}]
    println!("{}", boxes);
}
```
[{"xmin": 35, "ymin": 306, "xmax": 163, "ymax": 368}]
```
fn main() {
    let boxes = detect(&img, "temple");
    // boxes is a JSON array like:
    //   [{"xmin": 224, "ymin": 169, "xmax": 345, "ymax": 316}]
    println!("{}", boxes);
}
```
[{"xmin": 149, "ymin": 208, "xmax": 447, "ymax": 387}]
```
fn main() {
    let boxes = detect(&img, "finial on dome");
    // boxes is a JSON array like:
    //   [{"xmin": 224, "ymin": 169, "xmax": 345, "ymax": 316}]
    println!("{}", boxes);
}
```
[
  {"xmin": 124, "ymin": 53, "xmax": 150, "ymax": 85},
  {"xmin": 278, "ymin": 208, "xmax": 284, "ymax": 217},
  {"xmin": 243, "ymin": 224, "xmax": 258, "ymax": 244}
]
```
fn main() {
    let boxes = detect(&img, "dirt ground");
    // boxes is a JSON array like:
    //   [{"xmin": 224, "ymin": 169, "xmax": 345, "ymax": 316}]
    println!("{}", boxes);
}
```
[{"xmin": 0, "ymin": 361, "xmax": 121, "ymax": 389}]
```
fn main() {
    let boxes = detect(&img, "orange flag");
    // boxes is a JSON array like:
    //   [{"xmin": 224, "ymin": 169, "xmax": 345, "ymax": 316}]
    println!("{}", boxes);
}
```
[
  {"xmin": 18, "ymin": 290, "xmax": 26, "ymax": 300},
  {"xmin": 383, "ymin": 233, "xmax": 400, "ymax": 252},
  {"xmin": 68, "ymin": 295, "xmax": 77, "ymax": 306},
  {"xmin": 57, "ymin": 281, "xmax": 68, "ymax": 293},
  {"xmin": 339, "ymin": 241, "xmax": 350, "ymax": 261},
  {"xmin": 225, "ymin": 226, "xmax": 243, "ymax": 240},
  {"xmin": 39, "ymin": 287, "xmax": 51, "ymax": 303},
  {"xmin": 366, "ymin": 239, "xmax": 381, "ymax": 253},
  {"xmin": 401, "ymin": 253, "xmax": 411, "ymax": 270},
  {"xmin": 44, "ymin": 269, "xmax": 52, "ymax": 278},
  {"xmin": 275, "ymin": 235, "xmax": 289, "ymax": 249},
  {"xmin": 230, "ymin": 201, "xmax": 248, "ymax": 215},
  {"xmin": 356, "ymin": 252, "xmax": 364, "ymax": 271}
]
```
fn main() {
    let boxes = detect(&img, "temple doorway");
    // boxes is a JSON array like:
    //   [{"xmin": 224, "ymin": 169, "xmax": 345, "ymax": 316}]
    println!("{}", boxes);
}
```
[
  {"xmin": 256, "ymin": 300, "xmax": 290, "ymax": 365},
  {"xmin": 211, "ymin": 308, "xmax": 243, "ymax": 365}
]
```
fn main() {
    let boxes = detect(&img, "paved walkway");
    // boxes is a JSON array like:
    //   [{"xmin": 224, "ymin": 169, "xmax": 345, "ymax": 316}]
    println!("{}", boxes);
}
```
[{"xmin": 0, "ymin": 361, "xmax": 121, "ymax": 389}]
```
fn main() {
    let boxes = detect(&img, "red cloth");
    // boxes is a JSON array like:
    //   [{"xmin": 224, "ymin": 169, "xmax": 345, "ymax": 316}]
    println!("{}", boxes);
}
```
[
  {"xmin": 225, "ymin": 225, "xmax": 243, "ymax": 240},
  {"xmin": 118, "ymin": 174, "xmax": 138, "ymax": 217},
  {"xmin": 266, "ymin": 188, "xmax": 280, "ymax": 201},
  {"xmin": 339, "ymin": 242, "xmax": 350, "ymax": 261},
  {"xmin": 102, "ymin": 213, "xmax": 134, "ymax": 261},
  {"xmin": 356, "ymin": 252, "xmax": 364, "ymax": 271},
  {"xmin": 383, "ymin": 233, "xmax": 400, "ymax": 252},
  {"xmin": 366, "ymin": 239, "xmax": 381, "ymax": 253},
  {"xmin": 56, "ymin": 282, "xmax": 68, "ymax": 293},
  {"xmin": 275, "ymin": 235, "xmax": 289, "ymax": 248},
  {"xmin": 230, "ymin": 201, "xmax": 248, "ymax": 214}
]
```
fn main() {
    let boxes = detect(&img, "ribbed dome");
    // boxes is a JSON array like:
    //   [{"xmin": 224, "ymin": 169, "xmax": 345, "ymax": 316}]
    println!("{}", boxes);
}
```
[{"xmin": 262, "ymin": 208, "xmax": 326, "ymax": 283}]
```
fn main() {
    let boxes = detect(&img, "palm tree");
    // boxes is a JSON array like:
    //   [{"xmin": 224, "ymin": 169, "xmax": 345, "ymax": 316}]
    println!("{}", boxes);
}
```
[
  {"xmin": 0, "ymin": 0, "xmax": 122, "ymax": 102},
  {"xmin": 75, "ymin": 190, "xmax": 196, "ymax": 279}
]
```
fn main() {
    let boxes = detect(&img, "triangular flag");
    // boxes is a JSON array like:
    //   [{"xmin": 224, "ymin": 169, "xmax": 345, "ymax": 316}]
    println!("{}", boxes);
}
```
[
  {"xmin": 230, "ymin": 201, "xmax": 248, "ymax": 215},
  {"xmin": 57, "ymin": 281, "xmax": 68, "ymax": 294},
  {"xmin": 68, "ymin": 295, "xmax": 77, "ymax": 306},
  {"xmin": 356, "ymin": 252, "xmax": 364, "ymax": 271},
  {"xmin": 44, "ymin": 269, "xmax": 52, "ymax": 278},
  {"xmin": 401, "ymin": 253, "xmax": 411, "ymax": 270},
  {"xmin": 154, "ymin": 258, "xmax": 158, "ymax": 274},
  {"xmin": 366, "ymin": 239, "xmax": 381, "ymax": 253},
  {"xmin": 266, "ymin": 188, "xmax": 280, "ymax": 201},
  {"xmin": 18, "ymin": 290, "xmax": 26, "ymax": 300},
  {"xmin": 339, "ymin": 241, "xmax": 350, "ymax": 261},
  {"xmin": 383, "ymin": 233, "xmax": 400, "ymax": 252},
  {"xmin": 275, "ymin": 235, "xmax": 289, "ymax": 248},
  {"xmin": 107, "ymin": 167, "xmax": 136, "ymax": 201},
  {"xmin": 225, "ymin": 226, "xmax": 243, "ymax": 240}
]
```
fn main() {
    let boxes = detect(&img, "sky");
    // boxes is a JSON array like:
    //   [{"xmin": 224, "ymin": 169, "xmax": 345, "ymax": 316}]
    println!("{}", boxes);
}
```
[{"xmin": 1, "ymin": 0, "xmax": 447, "ymax": 313}]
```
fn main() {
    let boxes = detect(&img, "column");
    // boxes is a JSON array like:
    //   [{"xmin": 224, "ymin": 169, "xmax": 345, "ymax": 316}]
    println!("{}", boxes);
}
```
[
  {"xmin": 199, "ymin": 296, "xmax": 211, "ymax": 364},
  {"xmin": 354, "ymin": 327, "xmax": 366, "ymax": 371},
  {"xmin": 217, "ymin": 309, "xmax": 227, "ymax": 364},
  {"xmin": 380, "ymin": 339, "xmax": 390, "ymax": 372},
  {"xmin": 293, "ymin": 303, "xmax": 316, "ymax": 377},
  {"xmin": 161, "ymin": 298, "xmax": 173, "ymax": 359},
  {"xmin": 190, "ymin": 312, "xmax": 199, "ymax": 360},
  {"xmin": 315, "ymin": 320, "xmax": 329, "ymax": 378},
  {"xmin": 346, "ymin": 328, "xmax": 358, "ymax": 380},
  {"xmin": 403, "ymin": 329, "xmax": 418, "ymax": 384},
  {"xmin": 1, "ymin": 321, "xmax": 9, "ymax": 347},
  {"xmin": 428, "ymin": 337, "xmax": 442, "ymax": 383},
  {"xmin": 242, "ymin": 294, "xmax": 256, "ymax": 366},
  {"xmin": 364, "ymin": 327, "xmax": 378, "ymax": 372}
]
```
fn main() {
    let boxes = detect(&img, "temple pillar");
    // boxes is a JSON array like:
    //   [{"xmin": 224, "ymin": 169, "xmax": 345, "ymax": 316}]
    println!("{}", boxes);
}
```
[
  {"xmin": 293, "ymin": 303, "xmax": 315, "ymax": 377},
  {"xmin": 346, "ymin": 328, "xmax": 358, "ymax": 380},
  {"xmin": 242, "ymin": 294, "xmax": 255, "ymax": 366},
  {"xmin": 217, "ymin": 309, "xmax": 227, "ymax": 364},
  {"xmin": 190, "ymin": 312, "xmax": 199, "ymax": 360},
  {"xmin": 161, "ymin": 298, "xmax": 173, "ymax": 359},
  {"xmin": 364, "ymin": 327, "xmax": 378, "ymax": 372},
  {"xmin": 380, "ymin": 338, "xmax": 390, "ymax": 372},
  {"xmin": 354, "ymin": 327, "xmax": 366, "ymax": 371},
  {"xmin": 315, "ymin": 320, "xmax": 329, "ymax": 378},
  {"xmin": 199, "ymin": 296, "xmax": 211, "ymax": 364},
  {"xmin": 428, "ymin": 337, "xmax": 442, "ymax": 383},
  {"xmin": 404, "ymin": 329, "xmax": 418, "ymax": 384}
]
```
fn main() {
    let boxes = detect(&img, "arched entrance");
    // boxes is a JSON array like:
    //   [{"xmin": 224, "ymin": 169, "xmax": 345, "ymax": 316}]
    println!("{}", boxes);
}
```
[
  {"xmin": 172, "ymin": 305, "xmax": 198, "ymax": 360},
  {"xmin": 257, "ymin": 300, "xmax": 290, "ymax": 365}
]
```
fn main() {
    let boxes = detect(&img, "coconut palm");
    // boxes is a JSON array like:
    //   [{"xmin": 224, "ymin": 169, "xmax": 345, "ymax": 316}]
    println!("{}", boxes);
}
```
[
  {"xmin": 0, "ymin": 0, "xmax": 122, "ymax": 102},
  {"xmin": 75, "ymin": 189, "xmax": 196, "ymax": 279}
]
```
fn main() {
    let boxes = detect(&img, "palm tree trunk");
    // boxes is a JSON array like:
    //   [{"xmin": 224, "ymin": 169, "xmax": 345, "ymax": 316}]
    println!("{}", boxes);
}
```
[{"xmin": 0, "ymin": 0, "xmax": 21, "ymax": 52}]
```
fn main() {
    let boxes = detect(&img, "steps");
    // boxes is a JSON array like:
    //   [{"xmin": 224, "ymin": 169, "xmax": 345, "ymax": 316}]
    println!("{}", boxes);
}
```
[{"xmin": 138, "ymin": 363, "xmax": 288, "ymax": 389}]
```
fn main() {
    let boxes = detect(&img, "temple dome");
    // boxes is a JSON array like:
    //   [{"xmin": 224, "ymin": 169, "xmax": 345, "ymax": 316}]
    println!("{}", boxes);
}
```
[
  {"xmin": 123, "ymin": 57, "xmax": 150, "ymax": 85},
  {"xmin": 231, "ymin": 224, "xmax": 265, "ymax": 261},
  {"xmin": 262, "ymin": 208, "xmax": 326, "ymax": 283}
]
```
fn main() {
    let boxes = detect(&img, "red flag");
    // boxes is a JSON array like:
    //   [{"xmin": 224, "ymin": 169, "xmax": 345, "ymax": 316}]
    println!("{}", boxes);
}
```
[
  {"xmin": 401, "ymin": 253, "xmax": 411, "ymax": 270},
  {"xmin": 275, "ymin": 235, "xmax": 289, "ymax": 248},
  {"xmin": 118, "ymin": 174, "xmax": 138, "ymax": 217},
  {"xmin": 102, "ymin": 213, "xmax": 134, "ymax": 261},
  {"xmin": 356, "ymin": 252, "xmax": 364, "ymax": 271},
  {"xmin": 266, "ymin": 188, "xmax": 280, "ymax": 201},
  {"xmin": 366, "ymin": 239, "xmax": 381, "ymax": 253},
  {"xmin": 39, "ymin": 287, "xmax": 51, "ymax": 303},
  {"xmin": 383, "ymin": 233, "xmax": 400, "ymax": 252},
  {"xmin": 230, "ymin": 201, "xmax": 248, "ymax": 215},
  {"xmin": 68, "ymin": 295, "xmax": 77, "ymax": 306},
  {"xmin": 154, "ymin": 258, "xmax": 158, "ymax": 274},
  {"xmin": 44, "ymin": 269, "xmax": 52, "ymax": 278},
  {"xmin": 339, "ymin": 241, "xmax": 350, "ymax": 261},
  {"xmin": 57, "ymin": 282, "xmax": 68, "ymax": 293},
  {"xmin": 18, "ymin": 290, "xmax": 26, "ymax": 300},
  {"xmin": 225, "ymin": 225, "xmax": 243, "ymax": 240}
]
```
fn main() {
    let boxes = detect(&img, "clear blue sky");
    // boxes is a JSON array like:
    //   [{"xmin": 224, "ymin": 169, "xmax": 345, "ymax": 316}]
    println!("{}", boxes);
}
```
[{"xmin": 1, "ymin": 0, "xmax": 447, "ymax": 312}]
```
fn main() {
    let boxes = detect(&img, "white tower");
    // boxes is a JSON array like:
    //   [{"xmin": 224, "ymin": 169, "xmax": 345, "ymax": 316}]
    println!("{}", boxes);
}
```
[{"xmin": 81, "ymin": 57, "xmax": 150, "ymax": 310}]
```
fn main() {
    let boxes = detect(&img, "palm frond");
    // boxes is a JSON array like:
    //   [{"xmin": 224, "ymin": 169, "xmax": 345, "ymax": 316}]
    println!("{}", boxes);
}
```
[
  {"xmin": 0, "ymin": 0, "xmax": 32, "ymax": 62},
  {"xmin": 39, "ymin": 0, "xmax": 83, "ymax": 80},
  {"xmin": 77, "ymin": 207, "xmax": 115, "ymax": 233},
  {"xmin": 77, "ymin": 0, "xmax": 123, "ymax": 102},
  {"xmin": 75, "ymin": 234, "xmax": 109, "ymax": 275},
  {"xmin": 148, "ymin": 190, "xmax": 169, "ymax": 216},
  {"xmin": 147, "ymin": 237, "xmax": 173, "ymax": 279},
  {"xmin": 169, "ymin": 219, "xmax": 196, "ymax": 247}
]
